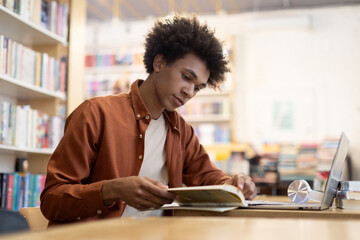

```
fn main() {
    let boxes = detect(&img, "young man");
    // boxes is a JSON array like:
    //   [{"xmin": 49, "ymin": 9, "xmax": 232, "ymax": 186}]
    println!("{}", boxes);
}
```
[{"xmin": 40, "ymin": 15, "xmax": 257, "ymax": 225}]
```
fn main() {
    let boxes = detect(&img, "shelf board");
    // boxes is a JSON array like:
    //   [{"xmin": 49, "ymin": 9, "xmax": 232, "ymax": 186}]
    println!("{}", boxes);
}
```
[
  {"xmin": 84, "ymin": 65, "xmax": 146, "ymax": 74},
  {"xmin": 196, "ymin": 89, "xmax": 231, "ymax": 97},
  {"xmin": 183, "ymin": 115, "xmax": 231, "ymax": 123},
  {"xmin": 0, "ymin": 74, "xmax": 66, "ymax": 100},
  {"xmin": 0, "ymin": 5, "xmax": 67, "ymax": 46},
  {"xmin": 0, "ymin": 144, "xmax": 53, "ymax": 155}
]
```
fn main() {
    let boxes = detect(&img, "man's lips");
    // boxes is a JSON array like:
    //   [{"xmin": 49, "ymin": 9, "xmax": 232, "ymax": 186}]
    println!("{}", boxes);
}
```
[{"xmin": 173, "ymin": 96, "xmax": 184, "ymax": 106}]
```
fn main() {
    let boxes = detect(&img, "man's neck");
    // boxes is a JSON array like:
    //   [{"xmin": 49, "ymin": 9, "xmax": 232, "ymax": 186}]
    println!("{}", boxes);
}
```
[{"xmin": 139, "ymin": 76, "xmax": 164, "ymax": 120}]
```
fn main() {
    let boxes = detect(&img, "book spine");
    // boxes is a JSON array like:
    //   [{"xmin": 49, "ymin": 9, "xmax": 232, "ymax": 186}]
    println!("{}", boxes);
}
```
[
  {"xmin": 16, "ymin": 173, "xmax": 24, "ymax": 211},
  {"xmin": 1, "ymin": 173, "xmax": 8, "ymax": 208},
  {"xmin": 339, "ymin": 181, "xmax": 360, "ymax": 191},
  {"xmin": 0, "ymin": 35, "xmax": 4, "ymax": 75},
  {"xmin": 11, "ymin": 172, "xmax": 18, "ymax": 211},
  {"xmin": 24, "ymin": 172, "xmax": 31, "ymax": 207},
  {"xmin": 29, "ymin": 174, "xmax": 35, "ymax": 207},
  {"xmin": 7, "ymin": 173, "xmax": 13, "ymax": 210},
  {"xmin": 0, "ymin": 173, "xmax": 3, "ymax": 207}
]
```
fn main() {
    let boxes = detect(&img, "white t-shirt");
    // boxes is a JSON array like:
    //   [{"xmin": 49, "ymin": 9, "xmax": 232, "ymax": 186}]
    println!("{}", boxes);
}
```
[{"xmin": 122, "ymin": 114, "xmax": 168, "ymax": 217}]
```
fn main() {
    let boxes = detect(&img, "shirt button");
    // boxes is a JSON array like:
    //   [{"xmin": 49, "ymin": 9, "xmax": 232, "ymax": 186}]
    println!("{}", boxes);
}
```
[
  {"xmin": 139, "ymin": 134, "xmax": 142, "ymax": 139},
  {"xmin": 145, "ymin": 115, "xmax": 150, "ymax": 120},
  {"xmin": 97, "ymin": 210, "xmax": 102, "ymax": 215},
  {"xmin": 137, "ymin": 114, "xmax": 140, "ymax": 118},
  {"xmin": 77, "ymin": 217, "xmax": 81, "ymax": 221},
  {"xmin": 139, "ymin": 155, "xmax": 142, "ymax": 159}
]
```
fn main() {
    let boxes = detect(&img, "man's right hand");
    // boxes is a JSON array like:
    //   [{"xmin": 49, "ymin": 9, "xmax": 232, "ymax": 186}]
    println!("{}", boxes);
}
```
[{"xmin": 101, "ymin": 176, "xmax": 176, "ymax": 210}]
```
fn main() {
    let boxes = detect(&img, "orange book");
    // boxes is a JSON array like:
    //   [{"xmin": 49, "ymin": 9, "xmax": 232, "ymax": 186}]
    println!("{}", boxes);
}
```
[{"xmin": 35, "ymin": 52, "xmax": 42, "ymax": 86}]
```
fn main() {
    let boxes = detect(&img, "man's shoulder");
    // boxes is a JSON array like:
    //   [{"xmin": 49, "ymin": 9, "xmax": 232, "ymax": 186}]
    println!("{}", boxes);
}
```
[{"xmin": 78, "ymin": 94, "xmax": 132, "ymax": 117}]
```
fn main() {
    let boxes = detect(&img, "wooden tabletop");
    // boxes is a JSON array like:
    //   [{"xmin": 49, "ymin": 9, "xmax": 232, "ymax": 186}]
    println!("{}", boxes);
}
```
[
  {"xmin": 174, "ymin": 195, "xmax": 360, "ymax": 219},
  {"xmin": 1, "ymin": 216, "xmax": 360, "ymax": 240},
  {"xmin": 174, "ymin": 206, "xmax": 360, "ymax": 219}
]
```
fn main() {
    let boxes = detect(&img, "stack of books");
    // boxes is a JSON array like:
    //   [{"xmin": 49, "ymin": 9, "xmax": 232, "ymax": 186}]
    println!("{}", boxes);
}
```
[{"xmin": 336, "ymin": 181, "xmax": 360, "ymax": 210}]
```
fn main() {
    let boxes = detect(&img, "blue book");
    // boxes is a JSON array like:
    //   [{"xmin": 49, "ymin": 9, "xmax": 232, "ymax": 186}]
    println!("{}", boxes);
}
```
[
  {"xmin": 33, "ymin": 174, "xmax": 40, "ymax": 207},
  {"xmin": 16, "ymin": 173, "xmax": 24, "ymax": 211},
  {"xmin": 29, "ymin": 174, "xmax": 35, "ymax": 207},
  {"xmin": 23, "ymin": 172, "xmax": 31, "ymax": 208}
]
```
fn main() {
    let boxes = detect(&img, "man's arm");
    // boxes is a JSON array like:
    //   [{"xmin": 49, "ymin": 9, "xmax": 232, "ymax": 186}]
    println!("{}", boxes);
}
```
[{"xmin": 40, "ymin": 101, "xmax": 105, "ymax": 222}]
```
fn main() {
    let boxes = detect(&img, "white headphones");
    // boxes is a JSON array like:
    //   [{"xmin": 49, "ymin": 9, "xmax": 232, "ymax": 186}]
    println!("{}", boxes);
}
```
[{"xmin": 287, "ymin": 179, "xmax": 324, "ymax": 204}]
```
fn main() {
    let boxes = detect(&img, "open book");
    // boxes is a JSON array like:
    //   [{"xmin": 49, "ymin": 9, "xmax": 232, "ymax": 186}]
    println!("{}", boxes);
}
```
[{"xmin": 161, "ymin": 185, "xmax": 248, "ymax": 212}]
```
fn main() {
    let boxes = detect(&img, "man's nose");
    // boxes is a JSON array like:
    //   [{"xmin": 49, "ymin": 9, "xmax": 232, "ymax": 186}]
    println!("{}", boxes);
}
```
[{"xmin": 182, "ymin": 83, "xmax": 195, "ymax": 98}]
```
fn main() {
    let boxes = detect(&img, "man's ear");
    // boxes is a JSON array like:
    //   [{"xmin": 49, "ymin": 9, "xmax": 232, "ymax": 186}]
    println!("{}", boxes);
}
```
[{"xmin": 153, "ymin": 54, "xmax": 164, "ymax": 72}]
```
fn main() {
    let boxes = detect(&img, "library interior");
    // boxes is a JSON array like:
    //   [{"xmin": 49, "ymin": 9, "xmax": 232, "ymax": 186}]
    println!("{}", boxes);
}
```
[{"xmin": 0, "ymin": 0, "xmax": 360, "ymax": 239}]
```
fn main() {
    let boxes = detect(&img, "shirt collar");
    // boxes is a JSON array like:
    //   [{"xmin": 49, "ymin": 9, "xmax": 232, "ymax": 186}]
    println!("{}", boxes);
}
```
[{"xmin": 130, "ymin": 80, "xmax": 178, "ymax": 129}]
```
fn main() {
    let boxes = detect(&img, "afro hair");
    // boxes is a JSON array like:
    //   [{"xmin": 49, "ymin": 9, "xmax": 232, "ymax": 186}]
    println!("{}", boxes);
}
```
[{"xmin": 143, "ymin": 14, "xmax": 230, "ymax": 89}]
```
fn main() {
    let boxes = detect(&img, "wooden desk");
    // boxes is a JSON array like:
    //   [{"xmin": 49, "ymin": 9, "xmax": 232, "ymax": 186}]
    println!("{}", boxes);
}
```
[
  {"xmin": 174, "ymin": 195, "xmax": 360, "ymax": 219},
  {"xmin": 1, "ymin": 216, "xmax": 359, "ymax": 240}
]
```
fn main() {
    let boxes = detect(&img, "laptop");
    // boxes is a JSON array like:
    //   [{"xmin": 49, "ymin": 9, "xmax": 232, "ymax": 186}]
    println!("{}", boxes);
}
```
[{"xmin": 246, "ymin": 132, "xmax": 350, "ymax": 210}]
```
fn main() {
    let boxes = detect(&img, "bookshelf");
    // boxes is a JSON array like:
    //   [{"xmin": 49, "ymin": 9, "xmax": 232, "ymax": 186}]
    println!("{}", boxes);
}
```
[
  {"xmin": 0, "ymin": 0, "xmax": 81, "ymax": 211},
  {"xmin": 84, "ymin": 43, "xmax": 146, "ymax": 99},
  {"xmin": 178, "ymin": 85, "xmax": 233, "ymax": 145},
  {"xmin": 0, "ymin": 4, "xmax": 67, "ymax": 46}
]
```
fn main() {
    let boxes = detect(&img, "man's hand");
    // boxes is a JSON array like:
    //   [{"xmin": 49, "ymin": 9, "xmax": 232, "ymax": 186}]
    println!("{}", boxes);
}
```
[
  {"xmin": 224, "ymin": 173, "xmax": 257, "ymax": 200},
  {"xmin": 101, "ymin": 176, "xmax": 177, "ymax": 210}
]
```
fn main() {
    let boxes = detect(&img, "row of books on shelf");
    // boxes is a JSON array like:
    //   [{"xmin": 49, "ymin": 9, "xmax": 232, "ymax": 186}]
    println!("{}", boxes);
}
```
[
  {"xmin": 194, "ymin": 123, "xmax": 231, "ymax": 145},
  {"xmin": 0, "ymin": 35, "xmax": 67, "ymax": 93},
  {"xmin": 208, "ymin": 138, "xmax": 340, "ymax": 185},
  {"xmin": 177, "ymin": 100, "xmax": 231, "ymax": 116},
  {"xmin": 1, "ymin": 0, "xmax": 69, "ymax": 39},
  {"xmin": 85, "ymin": 52, "xmax": 144, "ymax": 67},
  {"xmin": 336, "ymin": 181, "xmax": 360, "ymax": 210},
  {"xmin": 1, "ymin": 101, "xmax": 64, "ymax": 149},
  {"xmin": 262, "ymin": 138, "xmax": 339, "ymax": 178},
  {"xmin": 84, "ymin": 78, "xmax": 128, "ymax": 95},
  {"xmin": 0, "ymin": 171, "xmax": 46, "ymax": 211}
]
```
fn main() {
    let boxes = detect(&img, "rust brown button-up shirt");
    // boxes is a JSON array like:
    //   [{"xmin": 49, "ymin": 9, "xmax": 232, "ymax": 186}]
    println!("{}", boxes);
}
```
[{"xmin": 40, "ymin": 80, "xmax": 230, "ymax": 225}]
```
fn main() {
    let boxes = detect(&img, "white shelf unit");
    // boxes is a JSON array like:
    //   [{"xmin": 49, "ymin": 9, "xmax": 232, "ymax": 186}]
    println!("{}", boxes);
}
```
[
  {"xmin": 178, "ymin": 79, "xmax": 234, "ymax": 145},
  {"xmin": 183, "ymin": 115, "xmax": 231, "ymax": 123},
  {"xmin": 0, "ymin": 144, "xmax": 54, "ymax": 155},
  {"xmin": 0, "ymin": 74, "xmax": 66, "ymax": 100},
  {"xmin": 84, "ymin": 64, "xmax": 145, "ymax": 74},
  {"xmin": 0, "ymin": 2, "xmax": 69, "ymax": 173},
  {"xmin": 0, "ymin": 5, "xmax": 67, "ymax": 46}
]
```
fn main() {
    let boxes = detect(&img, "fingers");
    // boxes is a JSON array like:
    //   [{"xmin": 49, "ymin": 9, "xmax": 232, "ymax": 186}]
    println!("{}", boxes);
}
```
[
  {"xmin": 143, "ymin": 177, "xmax": 177, "ymax": 201},
  {"xmin": 242, "ymin": 180, "xmax": 257, "ymax": 200},
  {"xmin": 128, "ymin": 194, "xmax": 172, "ymax": 210},
  {"xmin": 226, "ymin": 173, "xmax": 257, "ymax": 200}
]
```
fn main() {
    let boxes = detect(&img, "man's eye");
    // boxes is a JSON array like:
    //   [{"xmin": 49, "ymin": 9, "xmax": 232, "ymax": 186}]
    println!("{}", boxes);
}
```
[
  {"xmin": 194, "ymin": 86, "xmax": 201, "ymax": 92},
  {"xmin": 182, "ymin": 73, "xmax": 190, "ymax": 80}
]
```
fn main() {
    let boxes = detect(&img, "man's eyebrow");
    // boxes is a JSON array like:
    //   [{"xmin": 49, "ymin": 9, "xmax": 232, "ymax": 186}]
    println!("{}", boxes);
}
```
[{"xmin": 184, "ymin": 68, "xmax": 198, "ymax": 79}]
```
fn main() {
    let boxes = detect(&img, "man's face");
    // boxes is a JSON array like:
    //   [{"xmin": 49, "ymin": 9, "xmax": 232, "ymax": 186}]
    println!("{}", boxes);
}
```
[{"xmin": 154, "ymin": 53, "xmax": 210, "ymax": 112}]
